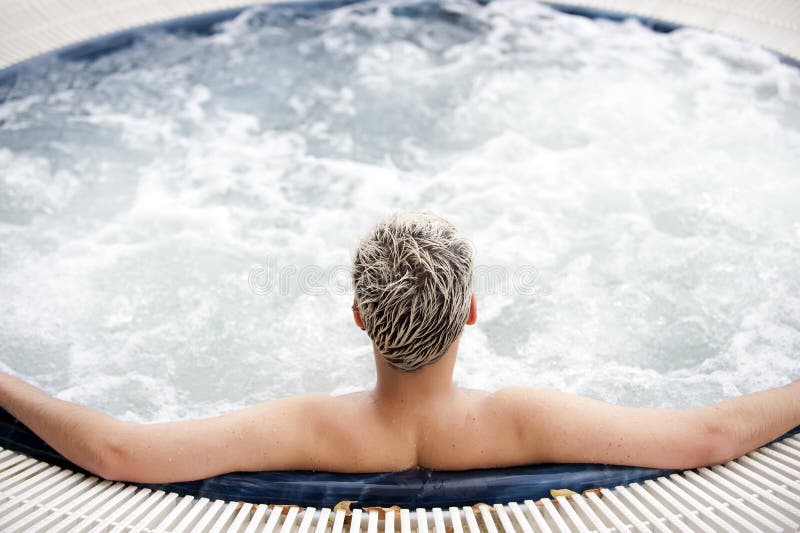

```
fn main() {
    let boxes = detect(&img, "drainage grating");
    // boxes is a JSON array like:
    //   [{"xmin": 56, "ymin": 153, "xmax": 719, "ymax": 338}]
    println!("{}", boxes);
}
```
[{"xmin": 0, "ymin": 433, "xmax": 799, "ymax": 532}]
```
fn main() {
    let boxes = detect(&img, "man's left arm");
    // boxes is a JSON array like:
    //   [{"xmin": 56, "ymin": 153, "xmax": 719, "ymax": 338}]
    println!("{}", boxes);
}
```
[{"xmin": 493, "ymin": 378, "xmax": 800, "ymax": 470}]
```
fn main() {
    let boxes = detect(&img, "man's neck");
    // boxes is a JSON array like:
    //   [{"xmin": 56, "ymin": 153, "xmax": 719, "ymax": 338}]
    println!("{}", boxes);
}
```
[{"xmin": 372, "ymin": 341, "xmax": 459, "ymax": 406}]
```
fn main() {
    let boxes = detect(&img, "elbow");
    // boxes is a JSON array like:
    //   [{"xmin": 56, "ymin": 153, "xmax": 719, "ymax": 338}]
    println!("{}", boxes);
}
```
[
  {"xmin": 684, "ymin": 418, "xmax": 738, "ymax": 469},
  {"xmin": 92, "ymin": 427, "xmax": 135, "ymax": 482},
  {"xmin": 706, "ymin": 419, "xmax": 741, "ymax": 466},
  {"xmin": 94, "ymin": 448, "xmax": 126, "ymax": 482}
]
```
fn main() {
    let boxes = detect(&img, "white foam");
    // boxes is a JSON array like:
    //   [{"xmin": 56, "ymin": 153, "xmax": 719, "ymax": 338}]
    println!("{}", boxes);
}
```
[{"xmin": 0, "ymin": 0, "xmax": 798, "ymax": 421}]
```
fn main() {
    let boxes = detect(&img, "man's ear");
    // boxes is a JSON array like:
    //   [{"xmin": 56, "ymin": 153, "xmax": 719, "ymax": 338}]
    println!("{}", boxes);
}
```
[
  {"xmin": 466, "ymin": 294, "xmax": 477, "ymax": 325},
  {"xmin": 352, "ymin": 299, "xmax": 366, "ymax": 330}
]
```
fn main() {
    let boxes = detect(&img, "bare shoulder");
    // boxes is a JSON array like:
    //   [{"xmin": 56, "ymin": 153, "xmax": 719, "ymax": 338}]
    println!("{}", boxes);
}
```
[
  {"xmin": 486, "ymin": 386, "xmax": 631, "ymax": 424},
  {"xmin": 247, "ymin": 392, "xmax": 372, "ymax": 439},
  {"xmin": 205, "ymin": 392, "xmax": 370, "ymax": 472},
  {"xmin": 486, "ymin": 386, "xmax": 549, "ymax": 408},
  {"xmin": 246, "ymin": 392, "xmax": 367, "ymax": 419},
  {"xmin": 488, "ymin": 385, "xmax": 579, "ymax": 405},
  {"xmin": 482, "ymin": 386, "xmax": 565, "ymax": 427}
]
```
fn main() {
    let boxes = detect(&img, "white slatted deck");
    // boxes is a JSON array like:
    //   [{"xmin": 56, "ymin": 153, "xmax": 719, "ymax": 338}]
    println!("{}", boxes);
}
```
[{"xmin": 1, "ymin": 432, "xmax": 798, "ymax": 532}]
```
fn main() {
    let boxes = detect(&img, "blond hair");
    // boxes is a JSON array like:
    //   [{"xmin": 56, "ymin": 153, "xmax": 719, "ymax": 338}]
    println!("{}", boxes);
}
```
[{"xmin": 352, "ymin": 212, "xmax": 474, "ymax": 371}]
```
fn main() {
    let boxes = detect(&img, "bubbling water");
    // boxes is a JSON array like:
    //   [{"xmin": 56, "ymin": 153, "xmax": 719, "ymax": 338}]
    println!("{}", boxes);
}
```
[{"xmin": 1, "ymin": 0, "xmax": 799, "ymax": 422}]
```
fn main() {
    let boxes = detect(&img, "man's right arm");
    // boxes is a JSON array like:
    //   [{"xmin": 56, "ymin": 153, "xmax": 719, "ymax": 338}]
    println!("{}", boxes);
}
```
[
  {"xmin": 492, "ymin": 378, "xmax": 800, "ymax": 470},
  {"xmin": 0, "ymin": 372, "xmax": 369, "ymax": 483}
]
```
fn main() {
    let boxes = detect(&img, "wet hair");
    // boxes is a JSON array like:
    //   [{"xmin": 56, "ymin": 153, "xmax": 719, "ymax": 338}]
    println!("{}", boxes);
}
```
[{"xmin": 352, "ymin": 212, "xmax": 474, "ymax": 371}]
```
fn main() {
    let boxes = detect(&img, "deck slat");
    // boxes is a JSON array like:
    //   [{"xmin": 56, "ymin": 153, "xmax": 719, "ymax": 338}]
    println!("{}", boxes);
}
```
[
  {"xmin": 669, "ymin": 473, "xmax": 762, "ymax": 532},
  {"xmin": 297, "ymin": 507, "xmax": 317, "ymax": 533},
  {"xmin": 280, "ymin": 505, "xmax": 301, "ymax": 533},
  {"xmin": 349, "ymin": 508, "xmax": 363, "ymax": 533},
  {"xmin": 539, "ymin": 497, "xmax": 572, "ymax": 533},
  {"xmin": 187, "ymin": 499, "xmax": 227, "ymax": 533},
  {"xmin": 584, "ymin": 491, "xmax": 631, "ymax": 532},
  {"xmin": 569, "ymin": 494, "xmax": 610, "ymax": 532},
  {"xmin": 109, "ymin": 490, "xmax": 169, "ymax": 533},
  {"xmin": 263, "ymin": 505, "xmax": 285, "ymax": 533},
  {"xmin": 448, "ymin": 507, "xmax": 464, "ymax": 533}
]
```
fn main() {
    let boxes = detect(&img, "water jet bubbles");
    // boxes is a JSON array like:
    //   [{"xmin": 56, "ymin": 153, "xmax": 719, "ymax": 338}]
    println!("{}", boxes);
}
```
[{"xmin": 1, "ymin": 0, "xmax": 799, "ymax": 419}]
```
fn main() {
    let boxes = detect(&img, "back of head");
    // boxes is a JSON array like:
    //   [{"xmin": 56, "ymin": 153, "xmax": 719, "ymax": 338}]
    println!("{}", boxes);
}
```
[{"xmin": 352, "ymin": 212, "xmax": 474, "ymax": 372}]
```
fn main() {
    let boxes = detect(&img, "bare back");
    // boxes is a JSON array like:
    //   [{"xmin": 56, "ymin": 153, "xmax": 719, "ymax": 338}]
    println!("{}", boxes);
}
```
[{"xmin": 326, "ymin": 388, "xmax": 524, "ymax": 472}]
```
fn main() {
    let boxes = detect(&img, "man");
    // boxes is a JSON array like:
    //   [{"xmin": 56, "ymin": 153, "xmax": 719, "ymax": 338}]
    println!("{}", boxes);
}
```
[{"xmin": 1, "ymin": 212, "xmax": 798, "ymax": 483}]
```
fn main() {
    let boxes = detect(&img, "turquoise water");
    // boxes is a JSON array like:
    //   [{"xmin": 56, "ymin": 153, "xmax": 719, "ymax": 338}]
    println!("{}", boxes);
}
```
[{"xmin": 1, "ymin": 0, "xmax": 799, "ymax": 422}]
